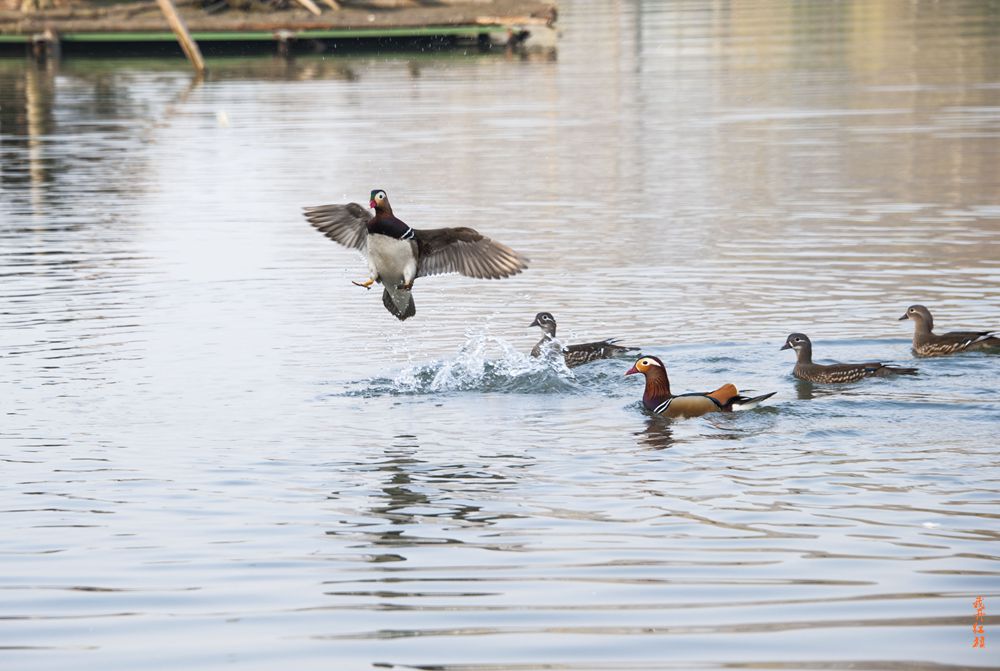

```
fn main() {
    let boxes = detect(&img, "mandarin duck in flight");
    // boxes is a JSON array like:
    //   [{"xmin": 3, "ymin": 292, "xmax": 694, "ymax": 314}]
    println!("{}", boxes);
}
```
[
  {"xmin": 303, "ymin": 189, "xmax": 528, "ymax": 320},
  {"xmin": 898, "ymin": 305, "xmax": 999, "ymax": 357},
  {"xmin": 529, "ymin": 312, "xmax": 638, "ymax": 368},
  {"xmin": 781, "ymin": 333, "xmax": 917, "ymax": 383},
  {"xmin": 626, "ymin": 355, "xmax": 775, "ymax": 419}
]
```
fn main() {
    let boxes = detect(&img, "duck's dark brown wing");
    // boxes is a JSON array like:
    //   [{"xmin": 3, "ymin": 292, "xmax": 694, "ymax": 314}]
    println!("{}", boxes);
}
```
[
  {"xmin": 302, "ymin": 203, "xmax": 370, "ymax": 251},
  {"xmin": 563, "ymin": 340, "xmax": 639, "ymax": 367},
  {"xmin": 937, "ymin": 330, "xmax": 998, "ymax": 352},
  {"xmin": 414, "ymin": 227, "xmax": 528, "ymax": 280},
  {"xmin": 814, "ymin": 362, "xmax": 881, "ymax": 383},
  {"xmin": 796, "ymin": 361, "xmax": 918, "ymax": 383}
]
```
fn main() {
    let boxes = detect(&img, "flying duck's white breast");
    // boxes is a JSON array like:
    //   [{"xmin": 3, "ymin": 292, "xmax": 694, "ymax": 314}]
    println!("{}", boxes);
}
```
[{"xmin": 367, "ymin": 233, "xmax": 417, "ymax": 282}]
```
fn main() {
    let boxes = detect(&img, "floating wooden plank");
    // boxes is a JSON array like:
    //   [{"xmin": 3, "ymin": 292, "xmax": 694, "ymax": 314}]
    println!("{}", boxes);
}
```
[{"xmin": 0, "ymin": 1, "xmax": 558, "ymax": 54}]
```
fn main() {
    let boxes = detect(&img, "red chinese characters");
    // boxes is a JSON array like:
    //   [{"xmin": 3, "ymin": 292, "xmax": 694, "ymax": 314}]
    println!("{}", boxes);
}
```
[{"xmin": 973, "ymin": 596, "xmax": 986, "ymax": 648}]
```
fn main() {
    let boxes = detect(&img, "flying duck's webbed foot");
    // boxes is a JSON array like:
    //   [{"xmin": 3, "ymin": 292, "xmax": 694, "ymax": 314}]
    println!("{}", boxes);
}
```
[
  {"xmin": 352, "ymin": 278, "xmax": 375, "ymax": 290},
  {"xmin": 397, "ymin": 280, "xmax": 414, "ymax": 291}
]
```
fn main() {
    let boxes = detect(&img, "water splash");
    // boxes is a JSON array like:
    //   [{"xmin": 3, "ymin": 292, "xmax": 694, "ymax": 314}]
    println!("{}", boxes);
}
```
[{"xmin": 345, "ymin": 334, "xmax": 582, "ymax": 396}]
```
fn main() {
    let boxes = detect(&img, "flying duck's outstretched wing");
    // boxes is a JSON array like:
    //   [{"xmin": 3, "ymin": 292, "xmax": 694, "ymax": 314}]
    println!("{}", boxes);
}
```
[
  {"xmin": 414, "ymin": 227, "xmax": 528, "ymax": 280},
  {"xmin": 303, "ymin": 203, "xmax": 370, "ymax": 252}
]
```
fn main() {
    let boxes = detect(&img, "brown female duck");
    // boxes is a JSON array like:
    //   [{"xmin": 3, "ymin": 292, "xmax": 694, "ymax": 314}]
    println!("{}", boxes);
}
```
[
  {"xmin": 529, "ymin": 312, "xmax": 637, "ymax": 368},
  {"xmin": 781, "ymin": 333, "xmax": 917, "ymax": 383},
  {"xmin": 899, "ymin": 305, "xmax": 999, "ymax": 356}
]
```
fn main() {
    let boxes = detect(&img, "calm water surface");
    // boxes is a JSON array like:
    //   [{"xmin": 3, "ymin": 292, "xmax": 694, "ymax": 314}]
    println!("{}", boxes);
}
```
[{"xmin": 2, "ymin": 1, "xmax": 999, "ymax": 669}]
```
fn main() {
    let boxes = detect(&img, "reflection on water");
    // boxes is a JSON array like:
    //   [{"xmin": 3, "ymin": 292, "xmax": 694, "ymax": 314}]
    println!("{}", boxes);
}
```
[
  {"xmin": 2, "ymin": 1, "xmax": 999, "ymax": 670},
  {"xmin": 635, "ymin": 416, "xmax": 677, "ymax": 451},
  {"xmin": 794, "ymin": 378, "xmax": 820, "ymax": 401}
]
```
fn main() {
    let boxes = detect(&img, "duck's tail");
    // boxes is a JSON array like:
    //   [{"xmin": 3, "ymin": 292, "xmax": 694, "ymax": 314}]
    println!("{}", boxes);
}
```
[
  {"xmin": 382, "ymin": 286, "xmax": 416, "ymax": 321},
  {"xmin": 603, "ymin": 339, "xmax": 641, "ymax": 356},
  {"xmin": 729, "ymin": 391, "xmax": 777, "ymax": 411},
  {"xmin": 881, "ymin": 364, "xmax": 918, "ymax": 376}
]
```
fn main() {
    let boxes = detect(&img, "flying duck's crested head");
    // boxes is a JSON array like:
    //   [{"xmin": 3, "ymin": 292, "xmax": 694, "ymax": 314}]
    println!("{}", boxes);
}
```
[{"xmin": 369, "ymin": 189, "xmax": 389, "ymax": 212}]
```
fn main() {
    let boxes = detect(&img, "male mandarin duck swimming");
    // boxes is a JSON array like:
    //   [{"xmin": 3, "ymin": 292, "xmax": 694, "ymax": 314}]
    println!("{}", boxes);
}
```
[
  {"xmin": 898, "ymin": 305, "xmax": 999, "ymax": 357},
  {"xmin": 781, "ymin": 333, "xmax": 917, "ymax": 383},
  {"xmin": 625, "ymin": 355, "xmax": 776, "ymax": 419},
  {"xmin": 529, "ymin": 311, "xmax": 638, "ymax": 368},
  {"xmin": 303, "ymin": 189, "xmax": 528, "ymax": 320}
]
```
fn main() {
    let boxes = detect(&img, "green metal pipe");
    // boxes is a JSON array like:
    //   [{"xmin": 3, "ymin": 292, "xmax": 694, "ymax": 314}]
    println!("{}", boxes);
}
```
[{"xmin": 0, "ymin": 25, "xmax": 503, "ymax": 44}]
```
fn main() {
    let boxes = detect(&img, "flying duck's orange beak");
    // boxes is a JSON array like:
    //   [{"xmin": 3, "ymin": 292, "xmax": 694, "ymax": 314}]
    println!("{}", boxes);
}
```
[
  {"xmin": 625, "ymin": 364, "xmax": 639, "ymax": 376},
  {"xmin": 369, "ymin": 199, "xmax": 377, "ymax": 208}
]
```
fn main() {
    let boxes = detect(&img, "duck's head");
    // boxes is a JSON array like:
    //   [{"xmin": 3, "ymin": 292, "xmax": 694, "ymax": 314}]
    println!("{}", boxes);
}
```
[
  {"xmin": 529, "ymin": 311, "xmax": 557, "ymax": 334},
  {"xmin": 369, "ymin": 189, "xmax": 390, "ymax": 213},
  {"xmin": 625, "ymin": 355, "xmax": 665, "ymax": 377},
  {"xmin": 780, "ymin": 333, "xmax": 811, "ymax": 352},
  {"xmin": 899, "ymin": 304, "xmax": 932, "ymax": 329}
]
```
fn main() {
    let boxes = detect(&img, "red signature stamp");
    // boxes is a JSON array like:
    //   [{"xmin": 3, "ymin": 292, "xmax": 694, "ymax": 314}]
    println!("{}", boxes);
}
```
[{"xmin": 973, "ymin": 596, "xmax": 985, "ymax": 648}]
